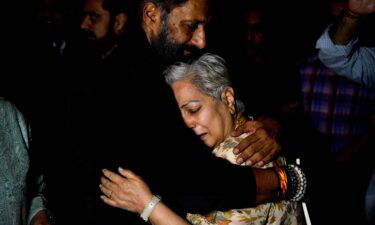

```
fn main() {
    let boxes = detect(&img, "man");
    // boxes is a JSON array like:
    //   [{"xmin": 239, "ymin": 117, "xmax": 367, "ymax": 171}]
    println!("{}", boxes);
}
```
[
  {"xmin": 79, "ymin": 0, "xmax": 128, "ymax": 60},
  {"xmin": 316, "ymin": 0, "xmax": 375, "ymax": 224},
  {"xmin": 44, "ymin": 0, "xmax": 134, "ymax": 225},
  {"xmin": 138, "ymin": 0, "xmax": 282, "ymax": 165},
  {"xmin": 316, "ymin": 0, "xmax": 375, "ymax": 88},
  {"xmin": 296, "ymin": 1, "xmax": 375, "ymax": 224},
  {"xmin": 58, "ymin": 0, "xmax": 289, "ymax": 224},
  {"xmin": 99, "ymin": 0, "xmax": 299, "ymax": 223}
]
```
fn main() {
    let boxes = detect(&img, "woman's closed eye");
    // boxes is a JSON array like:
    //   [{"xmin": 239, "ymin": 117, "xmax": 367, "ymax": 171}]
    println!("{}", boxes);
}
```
[{"xmin": 187, "ymin": 106, "xmax": 201, "ymax": 114}]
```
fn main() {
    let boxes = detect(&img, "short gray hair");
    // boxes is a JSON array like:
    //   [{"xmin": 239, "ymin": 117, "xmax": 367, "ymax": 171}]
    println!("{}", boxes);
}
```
[{"xmin": 164, "ymin": 53, "xmax": 245, "ymax": 112}]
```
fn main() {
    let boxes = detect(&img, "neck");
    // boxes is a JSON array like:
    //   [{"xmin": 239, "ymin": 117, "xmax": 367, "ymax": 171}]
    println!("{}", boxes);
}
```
[{"xmin": 234, "ymin": 112, "xmax": 247, "ymax": 130}]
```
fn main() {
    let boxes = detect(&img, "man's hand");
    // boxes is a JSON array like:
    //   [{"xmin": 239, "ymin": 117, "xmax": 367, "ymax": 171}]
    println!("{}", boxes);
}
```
[
  {"xmin": 232, "ymin": 117, "xmax": 281, "ymax": 167},
  {"xmin": 30, "ymin": 210, "xmax": 50, "ymax": 225},
  {"xmin": 349, "ymin": 0, "xmax": 375, "ymax": 15}
]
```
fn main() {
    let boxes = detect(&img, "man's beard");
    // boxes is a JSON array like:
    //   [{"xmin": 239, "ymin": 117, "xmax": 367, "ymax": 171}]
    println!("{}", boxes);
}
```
[
  {"xmin": 79, "ymin": 29, "xmax": 117, "ymax": 58},
  {"xmin": 151, "ymin": 19, "xmax": 201, "ymax": 65}
]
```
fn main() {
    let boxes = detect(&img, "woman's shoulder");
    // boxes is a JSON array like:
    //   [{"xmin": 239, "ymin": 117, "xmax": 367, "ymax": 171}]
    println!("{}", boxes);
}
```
[{"xmin": 212, "ymin": 133, "xmax": 251, "ymax": 165}]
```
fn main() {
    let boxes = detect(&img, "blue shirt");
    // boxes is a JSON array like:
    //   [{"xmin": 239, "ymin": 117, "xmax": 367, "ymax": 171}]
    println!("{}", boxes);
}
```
[{"xmin": 316, "ymin": 25, "xmax": 375, "ymax": 89}]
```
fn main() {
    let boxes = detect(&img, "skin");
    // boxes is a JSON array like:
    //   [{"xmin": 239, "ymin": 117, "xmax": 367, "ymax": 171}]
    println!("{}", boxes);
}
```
[
  {"xmin": 100, "ymin": 168, "xmax": 190, "ymax": 225},
  {"xmin": 172, "ymin": 80, "xmax": 281, "ymax": 167},
  {"xmin": 100, "ymin": 166, "xmax": 279, "ymax": 224},
  {"xmin": 100, "ymin": 81, "xmax": 281, "ymax": 222},
  {"xmin": 142, "ymin": 0, "xmax": 209, "ymax": 58},
  {"xmin": 80, "ymin": 0, "xmax": 127, "ymax": 55},
  {"xmin": 142, "ymin": 0, "xmax": 280, "ymax": 166},
  {"xmin": 349, "ymin": 0, "xmax": 375, "ymax": 14},
  {"xmin": 80, "ymin": 0, "xmax": 112, "ymax": 43},
  {"xmin": 30, "ymin": 210, "xmax": 50, "ymax": 225},
  {"xmin": 331, "ymin": 0, "xmax": 375, "ymax": 45},
  {"xmin": 245, "ymin": 9, "xmax": 265, "ymax": 63},
  {"xmin": 166, "ymin": 0, "xmax": 209, "ymax": 54},
  {"xmin": 232, "ymin": 116, "xmax": 281, "ymax": 167},
  {"xmin": 171, "ymin": 80, "xmax": 235, "ymax": 148}
]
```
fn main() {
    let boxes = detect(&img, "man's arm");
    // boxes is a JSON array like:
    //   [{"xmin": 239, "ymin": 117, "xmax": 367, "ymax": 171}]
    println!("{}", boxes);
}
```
[{"xmin": 316, "ymin": 0, "xmax": 375, "ymax": 88}]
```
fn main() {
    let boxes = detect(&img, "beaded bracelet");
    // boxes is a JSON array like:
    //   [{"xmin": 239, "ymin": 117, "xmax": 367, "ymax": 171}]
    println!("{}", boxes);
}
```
[
  {"xmin": 284, "ymin": 165, "xmax": 298, "ymax": 200},
  {"xmin": 289, "ymin": 164, "xmax": 307, "ymax": 202}
]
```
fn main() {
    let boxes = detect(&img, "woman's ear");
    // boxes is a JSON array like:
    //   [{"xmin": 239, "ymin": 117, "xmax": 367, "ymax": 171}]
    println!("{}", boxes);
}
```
[
  {"xmin": 142, "ymin": 2, "xmax": 162, "ymax": 36},
  {"xmin": 114, "ymin": 13, "xmax": 128, "ymax": 35},
  {"xmin": 221, "ymin": 87, "xmax": 236, "ymax": 114}
]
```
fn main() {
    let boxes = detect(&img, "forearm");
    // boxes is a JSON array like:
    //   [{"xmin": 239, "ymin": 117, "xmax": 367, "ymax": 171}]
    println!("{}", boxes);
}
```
[
  {"xmin": 149, "ymin": 203, "xmax": 191, "ymax": 225},
  {"xmin": 330, "ymin": 9, "xmax": 361, "ymax": 45},
  {"xmin": 164, "ymin": 144, "xmax": 257, "ymax": 213},
  {"xmin": 253, "ymin": 168, "xmax": 280, "ymax": 204}
]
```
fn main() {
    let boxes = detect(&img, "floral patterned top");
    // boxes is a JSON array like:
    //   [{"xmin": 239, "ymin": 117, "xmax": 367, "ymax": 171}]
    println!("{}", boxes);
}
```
[{"xmin": 186, "ymin": 133, "xmax": 302, "ymax": 225}]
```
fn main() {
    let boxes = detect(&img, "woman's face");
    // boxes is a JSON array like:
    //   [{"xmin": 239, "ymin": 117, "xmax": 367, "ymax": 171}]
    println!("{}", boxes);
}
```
[{"xmin": 171, "ymin": 80, "xmax": 235, "ymax": 148}]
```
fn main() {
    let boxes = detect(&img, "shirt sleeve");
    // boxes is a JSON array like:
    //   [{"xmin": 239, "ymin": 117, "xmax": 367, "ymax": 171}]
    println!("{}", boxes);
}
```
[
  {"xmin": 316, "ymin": 25, "xmax": 375, "ymax": 89},
  {"xmin": 156, "ymin": 134, "xmax": 257, "ymax": 216}
]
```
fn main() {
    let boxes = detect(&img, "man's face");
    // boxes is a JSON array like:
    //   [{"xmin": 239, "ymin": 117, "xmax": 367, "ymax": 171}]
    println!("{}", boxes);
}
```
[
  {"xmin": 152, "ymin": 0, "xmax": 210, "ymax": 64},
  {"xmin": 245, "ymin": 10, "xmax": 265, "ymax": 57},
  {"xmin": 80, "ymin": 0, "xmax": 112, "ymax": 48}
]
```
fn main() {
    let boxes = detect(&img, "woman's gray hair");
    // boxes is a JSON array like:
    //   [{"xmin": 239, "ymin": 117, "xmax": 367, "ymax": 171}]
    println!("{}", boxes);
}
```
[{"xmin": 164, "ymin": 53, "xmax": 245, "ymax": 112}]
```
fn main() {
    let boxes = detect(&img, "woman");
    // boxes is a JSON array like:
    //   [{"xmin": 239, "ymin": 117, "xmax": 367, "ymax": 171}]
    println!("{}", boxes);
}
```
[
  {"xmin": 100, "ymin": 54, "xmax": 305, "ymax": 225},
  {"xmin": 0, "ymin": 98, "xmax": 51, "ymax": 225}
]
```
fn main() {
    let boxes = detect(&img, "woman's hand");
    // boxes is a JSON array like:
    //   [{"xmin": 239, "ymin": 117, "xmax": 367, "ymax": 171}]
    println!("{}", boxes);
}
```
[
  {"xmin": 30, "ymin": 210, "xmax": 50, "ymax": 225},
  {"xmin": 100, "ymin": 167, "xmax": 153, "ymax": 214},
  {"xmin": 232, "ymin": 117, "xmax": 281, "ymax": 167}
]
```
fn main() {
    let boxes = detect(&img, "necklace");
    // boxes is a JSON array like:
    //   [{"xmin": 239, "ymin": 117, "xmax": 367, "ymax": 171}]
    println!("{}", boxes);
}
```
[{"xmin": 234, "ymin": 113, "xmax": 247, "ymax": 129}]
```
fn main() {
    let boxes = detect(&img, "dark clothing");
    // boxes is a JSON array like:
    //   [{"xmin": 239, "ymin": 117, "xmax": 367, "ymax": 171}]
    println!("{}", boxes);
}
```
[{"xmin": 48, "ymin": 28, "xmax": 257, "ymax": 225}]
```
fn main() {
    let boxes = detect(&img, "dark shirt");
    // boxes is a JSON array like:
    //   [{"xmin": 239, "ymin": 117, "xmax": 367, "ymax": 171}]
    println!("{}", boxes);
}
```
[{"xmin": 52, "ymin": 27, "xmax": 257, "ymax": 225}]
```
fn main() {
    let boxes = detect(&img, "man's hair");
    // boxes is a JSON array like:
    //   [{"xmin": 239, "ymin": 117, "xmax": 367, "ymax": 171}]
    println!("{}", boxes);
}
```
[
  {"xmin": 102, "ymin": 0, "xmax": 129, "ymax": 16},
  {"xmin": 164, "ymin": 53, "xmax": 245, "ymax": 112},
  {"xmin": 141, "ymin": 0, "xmax": 188, "ymax": 15}
]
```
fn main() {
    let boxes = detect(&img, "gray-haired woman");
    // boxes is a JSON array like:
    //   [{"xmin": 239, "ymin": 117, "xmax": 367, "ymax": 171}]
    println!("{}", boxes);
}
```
[{"xmin": 99, "ymin": 54, "xmax": 305, "ymax": 225}]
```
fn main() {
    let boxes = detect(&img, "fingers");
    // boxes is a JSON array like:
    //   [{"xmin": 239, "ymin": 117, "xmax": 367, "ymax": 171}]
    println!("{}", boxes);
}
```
[
  {"xmin": 103, "ymin": 169, "xmax": 126, "ymax": 184},
  {"xmin": 118, "ymin": 167, "xmax": 138, "ymax": 179},
  {"xmin": 255, "ymin": 145, "xmax": 279, "ymax": 167},
  {"xmin": 231, "ymin": 120, "xmax": 258, "ymax": 137},
  {"xmin": 242, "ymin": 141, "xmax": 278, "ymax": 167},
  {"xmin": 236, "ymin": 137, "xmax": 263, "ymax": 165},
  {"xmin": 233, "ymin": 133, "xmax": 260, "ymax": 156},
  {"xmin": 100, "ymin": 176, "xmax": 119, "ymax": 191},
  {"xmin": 99, "ymin": 183, "xmax": 116, "ymax": 200},
  {"xmin": 100, "ymin": 194, "xmax": 119, "ymax": 208},
  {"xmin": 234, "ymin": 127, "xmax": 281, "ymax": 166}
]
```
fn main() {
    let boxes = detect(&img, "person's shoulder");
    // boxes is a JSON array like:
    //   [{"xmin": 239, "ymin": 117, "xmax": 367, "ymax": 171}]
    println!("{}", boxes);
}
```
[
  {"xmin": 0, "ymin": 97, "xmax": 18, "ymax": 115},
  {"xmin": 0, "ymin": 98, "xmax": 25, "ymax": 125}
]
